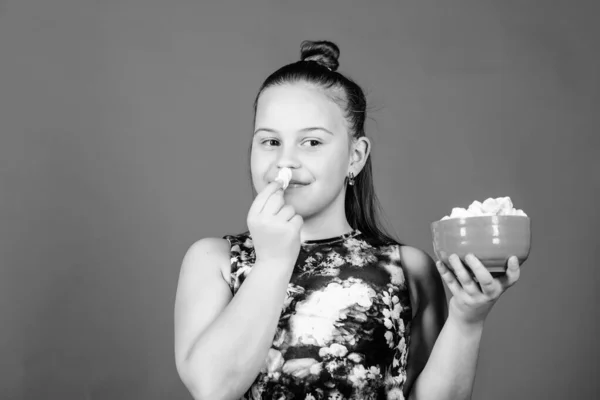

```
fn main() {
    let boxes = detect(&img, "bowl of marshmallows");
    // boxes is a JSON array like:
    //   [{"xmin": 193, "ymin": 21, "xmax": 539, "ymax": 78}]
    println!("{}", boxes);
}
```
[{"xmin": 431, "ymin": 197, "xmax": 531, "ymax": 276}]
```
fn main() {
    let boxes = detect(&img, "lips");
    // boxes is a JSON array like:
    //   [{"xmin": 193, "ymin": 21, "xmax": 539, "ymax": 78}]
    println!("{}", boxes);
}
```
[
  {"xmin": 270, "ymin": 179, "xmax": 307, "ymax": 185},
  {"xmin": 287, "ymin": 183, "xmax": 308, "ymax": 189}
]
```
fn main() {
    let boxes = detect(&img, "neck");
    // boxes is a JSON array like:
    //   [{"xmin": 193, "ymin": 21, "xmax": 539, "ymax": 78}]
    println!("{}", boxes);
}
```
[
  {"xmin": 299, "ymin": 187, "xmax": 353, "ymax": 242},
  {"xmin": 300, "ymin": 221, "xmax": 353, "ymax": 243}
]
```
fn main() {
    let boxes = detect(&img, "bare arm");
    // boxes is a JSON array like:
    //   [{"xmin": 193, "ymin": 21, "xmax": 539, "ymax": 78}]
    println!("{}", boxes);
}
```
[
  {"xmin": 409, "ymin": 314, "xmax": 484, "ymax": 400},
  {"xmin": 400, "ymin": 246, "xmax": 448, "ymax": 399},
  {"xmin": 174, "ymin": 238, "xmax": 295, "ymax": 400},
  {"xmin": 402, "ymin": 247, "xmax": 482, "ymax": 400}
]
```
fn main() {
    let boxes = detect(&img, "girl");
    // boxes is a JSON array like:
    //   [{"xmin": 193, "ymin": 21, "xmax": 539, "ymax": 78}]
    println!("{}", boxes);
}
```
[{"xmin": 174, "ymin": 40, "xmax": 521, "ymax": 400}]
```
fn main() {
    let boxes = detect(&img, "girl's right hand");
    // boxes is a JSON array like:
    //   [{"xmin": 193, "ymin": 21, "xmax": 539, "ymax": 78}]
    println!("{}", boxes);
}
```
[{"xmin": 247, "ymin": 181, "xmax": 304, "ymax": 265}]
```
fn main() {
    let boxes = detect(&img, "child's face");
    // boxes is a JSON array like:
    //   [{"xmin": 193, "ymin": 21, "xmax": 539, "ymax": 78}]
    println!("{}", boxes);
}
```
[{"xmin": 251, "ymin": 83, "xmax": 352, "ymax": 215}]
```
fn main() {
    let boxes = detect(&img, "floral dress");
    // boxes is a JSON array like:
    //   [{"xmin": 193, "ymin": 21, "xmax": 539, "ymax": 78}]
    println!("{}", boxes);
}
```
[{"xmin": 222, "ymin": 229, "xmax": 413, "ymax": 400}]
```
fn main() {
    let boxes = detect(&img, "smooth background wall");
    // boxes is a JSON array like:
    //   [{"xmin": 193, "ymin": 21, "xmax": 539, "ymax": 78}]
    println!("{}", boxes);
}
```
[{"xmin": 1, "ymin": 1, "xmax": 598, "ymax": 399}]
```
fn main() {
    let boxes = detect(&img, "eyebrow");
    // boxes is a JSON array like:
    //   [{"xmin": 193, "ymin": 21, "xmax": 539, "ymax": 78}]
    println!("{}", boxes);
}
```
[{"xmin": 253, "ymin": 127, "xmax": 334, "ymax": 136}]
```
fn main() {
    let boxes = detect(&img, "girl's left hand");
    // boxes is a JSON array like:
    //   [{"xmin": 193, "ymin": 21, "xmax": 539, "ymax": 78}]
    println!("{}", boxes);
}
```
[{"xmin": 436, "ymin": 253, "xmax": 521, "ymax": 325}]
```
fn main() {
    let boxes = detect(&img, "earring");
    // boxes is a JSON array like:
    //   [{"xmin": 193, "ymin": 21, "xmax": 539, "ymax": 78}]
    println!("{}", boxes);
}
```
[{"xmin": 348, "ymin": 172, "xmax": 355, "ymax": 186}]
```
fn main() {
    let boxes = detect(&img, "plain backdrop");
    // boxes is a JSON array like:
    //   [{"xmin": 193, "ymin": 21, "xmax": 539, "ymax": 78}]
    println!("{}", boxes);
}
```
[{"xmin": 1, "ymin": 0, "xmax": 598, "ymax": 399}]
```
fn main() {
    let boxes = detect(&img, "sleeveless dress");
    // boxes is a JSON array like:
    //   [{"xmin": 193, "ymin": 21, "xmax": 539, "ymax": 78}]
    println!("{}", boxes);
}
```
[{"xmin": 222, "ymin": 228, "xmax": 413, "ymax": 400}]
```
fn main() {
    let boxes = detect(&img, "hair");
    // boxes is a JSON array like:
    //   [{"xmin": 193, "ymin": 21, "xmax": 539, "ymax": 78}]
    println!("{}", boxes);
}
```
[{"xmin": 247, "ymin": 40, "xmax": 402, "ymax": 247}]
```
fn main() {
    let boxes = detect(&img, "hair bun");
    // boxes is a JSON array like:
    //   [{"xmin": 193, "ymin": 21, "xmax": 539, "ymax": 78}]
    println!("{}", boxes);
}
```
[{"xmin": 300, "ymin": 40, "xmax": 340, "ymax": 72}]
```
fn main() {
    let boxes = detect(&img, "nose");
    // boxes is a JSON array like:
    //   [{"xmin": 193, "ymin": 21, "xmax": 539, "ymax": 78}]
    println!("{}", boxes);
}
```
[{"xmin": 276, "ymin": 143, "xmax": 301, "ymax": 169}]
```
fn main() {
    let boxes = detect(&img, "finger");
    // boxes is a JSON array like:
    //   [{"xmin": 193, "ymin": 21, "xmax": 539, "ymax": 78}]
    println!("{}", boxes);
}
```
[
  {"xmin": 498, "ymin": 256, "xmax": 521, "ymax": 289},
  {"xmin": 289, "ymin": 213, "xmax": 304, "ymax": 227},
  {"xmin": 248, "ymin": 181, "xmax": 283, "ymax": 215},
  {"xmin": 465, "ymin": 253, "xmax": 497, "ymax": 296},
  {"xmin": 277, "ymin": 204, "xmax": 296, "ymax": 221},
  {"xmin": 436, "ymin": 260, "xmax": 463, "ymax": 297},
  {"xmin": 448, "ymin": 254, "xmax": 481, "ymax": 295},
  {"xmin": 262, "ymin": 188, "xmax": 285, "ymax": 216}
]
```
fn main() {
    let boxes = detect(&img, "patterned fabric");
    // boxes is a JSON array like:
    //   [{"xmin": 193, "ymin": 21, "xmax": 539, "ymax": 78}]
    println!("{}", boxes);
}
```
[{"xmin": 222, "ymin": 229, "xmax": 413, "ymax": 400}]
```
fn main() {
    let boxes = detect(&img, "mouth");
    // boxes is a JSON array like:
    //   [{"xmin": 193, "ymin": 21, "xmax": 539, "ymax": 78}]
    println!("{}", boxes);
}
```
[
  {"xmin": 270, "ymin": 179, "xmax": 309, "ymax": 187},
  {"xmin": 287, "ymin": 183, "xmax": 308, "ymax": 189}
]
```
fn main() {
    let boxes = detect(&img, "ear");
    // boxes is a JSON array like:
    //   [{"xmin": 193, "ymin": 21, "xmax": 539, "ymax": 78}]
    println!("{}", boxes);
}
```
[{"xmin": 348, "ymin": 136, "xmax": 371, "ymax": 175}]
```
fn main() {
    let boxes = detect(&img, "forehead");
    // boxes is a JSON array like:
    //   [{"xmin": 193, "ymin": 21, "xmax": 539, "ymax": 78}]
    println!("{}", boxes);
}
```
[{"xmin": 255, "ymin": 84, "xmax": 346, "ymax": 130}]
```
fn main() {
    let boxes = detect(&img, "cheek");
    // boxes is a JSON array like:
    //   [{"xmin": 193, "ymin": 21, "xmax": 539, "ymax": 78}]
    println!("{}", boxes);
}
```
[
  {"xmin": 310, "ymin": 164, "xmax": 347, "ymax": 194},
  {"xmin": 250, "ymin": 151, "xmax": 269, "ymax": 175},
  {"xmin": 321, "ymin": 157, "xmax": 348, "ymax": 182}
]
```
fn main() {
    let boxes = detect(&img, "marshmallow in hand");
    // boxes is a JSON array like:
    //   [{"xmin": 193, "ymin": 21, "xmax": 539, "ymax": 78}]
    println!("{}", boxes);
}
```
[{"xmin": 275, "ymin": 167, "xmax": 292, "ymax": 190}]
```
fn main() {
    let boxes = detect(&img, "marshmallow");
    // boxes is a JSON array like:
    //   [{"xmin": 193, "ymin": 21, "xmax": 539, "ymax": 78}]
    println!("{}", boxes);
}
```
[
  {"xmin": 481, "ymin": 197, "xmax": 502, "ymax": 214},
  {"xmin": 497, "ymin": 196, "xmax": 514, "ymax": 210},
  {"xmin": 450, "ymin": 207, "xmax": 471, "ymax": 219},
  {"xmin": 467, "ymin": 200, "xmax": 484, "ymax": 216},
  {"xmin": 441, "ymin": 196, "xmax": 528, "ymax": 220},
  {"xmin": 275, "ymin": 167, "xmax": 292, "ymax": 190}
]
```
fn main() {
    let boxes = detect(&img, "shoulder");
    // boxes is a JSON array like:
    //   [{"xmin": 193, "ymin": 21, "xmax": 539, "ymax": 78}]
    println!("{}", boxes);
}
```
[
  {"xmin": 186, "ymin": 237, "xmax": 231, "ymax": 260},
  {"xmin": 181, "ymin": 237, "xmax": 232, "ymax": 282},
  {"xmin": 398, "ymin": 245, "xmax": 436, "ymax": 281},
  {"xmin": 398, "ymin": 245, "xmax": 446, "ymax": 312}
]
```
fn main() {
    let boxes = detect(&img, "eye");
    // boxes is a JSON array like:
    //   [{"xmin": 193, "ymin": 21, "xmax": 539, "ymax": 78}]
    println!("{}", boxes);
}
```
[
  {"xmin": 261, "ymin": 139, "xmax": 279, "ymax": 147},
  {"xmin": 304, "ymin": 140, "xmax": 322, "ymax": 147}
]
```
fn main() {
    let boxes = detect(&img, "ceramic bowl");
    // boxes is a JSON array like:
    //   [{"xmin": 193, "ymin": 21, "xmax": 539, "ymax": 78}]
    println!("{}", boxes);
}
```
[{"xmin": 431, "ymin": 215, "xmax": 531, "ymax": 276}]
